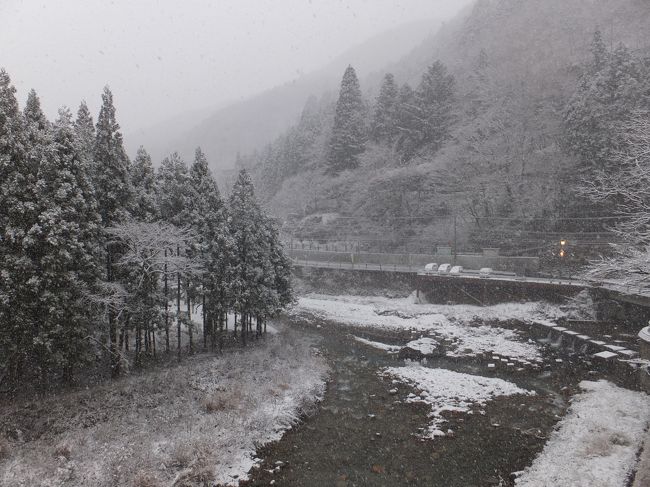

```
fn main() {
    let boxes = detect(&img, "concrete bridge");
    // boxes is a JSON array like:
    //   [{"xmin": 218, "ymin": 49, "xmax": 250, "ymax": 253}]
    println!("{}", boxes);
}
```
[{"xmin": 290, "ymin": 251, "xmax": 650, "ymax": 322}]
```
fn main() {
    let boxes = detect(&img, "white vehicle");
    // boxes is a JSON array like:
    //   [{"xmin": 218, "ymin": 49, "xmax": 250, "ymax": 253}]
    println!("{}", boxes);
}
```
[
  {"xmin": 424, "ymin": 263, "xmax": 438, "ymax": 274},
  {"xmin": 450, "ymin": 265, "xmax": 463, "ymax": 276},
  {"xmin": 479, "ymin": 267, "xmax": 493, "ymax": 278},
  {"xmin": 438, "ymin": 263, "xmax": 452, "ymax": 274}
]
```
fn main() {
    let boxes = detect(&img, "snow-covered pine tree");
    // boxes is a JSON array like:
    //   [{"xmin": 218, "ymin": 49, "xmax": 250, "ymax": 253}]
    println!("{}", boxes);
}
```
[
  {"xmin": 187, "ymin": 148, "xmax": 231, "ymax": 350},
  {"xmin": 0, "ymin": 69, "xmax": 32, "ymax": 386},
  {"xmin": 94, "ymin": 86, "xmax": 132, "ymax": 376},
  {"xmin": 130, "ymin": 146, "xmax": 158, "ymax": 222},
  {"xmin": 564, "ymin": 36, "xmax": 650, "ymax": 170},
  {"xmin": 414, "ymin": 61, "xmax": 455, "ymax": 152},
  {"xmin": 74, "ymin": 100, "xmax": 95, "ymax": 168},
  {"xmin": 326, "ymin": 65, "xmax": 366, "ymax": 174},
  {"xmin": 35, "ymin": 107, "xmax": 102, "ymax": 383},
  {"xmin": 370, "ymin": 73, "xmax": 398, "ymax": 143},
  {"xmin": 94, "ymin": 86, "xmax": 133, "ymax": 227},
  {"xmin": 228, "ymin": 169, "xmax": 268, "ymax": 344},
  {"xmin": 156, "ymin": 151, "xmax": 190, "ymax": 227},
  {"xmin": 394, "ymin": 83, "xmax": 420, "ymax": 161}
]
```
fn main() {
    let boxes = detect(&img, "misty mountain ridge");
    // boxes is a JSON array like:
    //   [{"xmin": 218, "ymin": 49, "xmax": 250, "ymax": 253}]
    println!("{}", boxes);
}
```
[{"xmin": 125, "ymin": 19, "xmax": 441, "ymax": 168}]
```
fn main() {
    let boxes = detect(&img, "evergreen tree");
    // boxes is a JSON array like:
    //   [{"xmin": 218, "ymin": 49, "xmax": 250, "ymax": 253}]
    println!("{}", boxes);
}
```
[
  {"xmin": 414, "ymin": 61, "xmax": 456, "ymax": 152},
  {"xmin": 74, "ymin": 100, "xmax": 96, "ymax": 167},
  {"xmin": 370, "ymin": 73, "xmax": 398, "ymax": 143},
  {"xmin": 394, "ymin": 83, "xmax": 419, "ymax": 161},
  {"xmin": 35, "ymin": 108, "xmax": 102, "ymax": 382},
  {"xmin": 326, "ymin": 65, "xmax": 366, "ymax": 174},
  {"xmin": 564, "ymin": 38, "xmax": 650, "ymax": 169},
  {"xmin": 589, "ymin": 28, "xmax": 609, "ymax": 75},
  {"xmin": 187, "ymin": 148, "xmax": 231, "ymax": 348},
  {"xmin": 156, "ymin": 151, "xmax": 190, "ymax": 226},
  {"xmin": 395, "ymin": 62, "xmax": 455, "ymax": 162},
  {"xmin": 228, "ymin": 169, "xmax": 267, "ymax": 342},
  {"xmin": 130, "ymin": 146, "xmax": 158, "ymax": 222},
  {"xmin": 0, "ymin": 69, "xmax": 31, "ymax": 385},
  {"xmin": 94, "ymin": 86, "xmax": 132, "ymax": 226}
]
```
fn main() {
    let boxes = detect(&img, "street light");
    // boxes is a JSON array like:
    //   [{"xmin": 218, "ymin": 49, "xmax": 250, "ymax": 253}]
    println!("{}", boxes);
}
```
[{"xmin": 559, "ymin": 239, "xmax": 567, "ymax": 278}]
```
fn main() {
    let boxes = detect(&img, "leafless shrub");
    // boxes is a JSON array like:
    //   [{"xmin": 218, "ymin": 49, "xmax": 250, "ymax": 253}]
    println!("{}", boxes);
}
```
[
  {"xmin": 170, "ymin": 443, "xmax": 193, "ymax": 469},
  {"xmin": 53, "ymin": 442, "xmax": 71, "ymax": 460},
  {"xmin": 172, "ymin": 462, "xmax": 215, "ymax": 487},
  {"xmin": 202, "ymin": 389, "xmax": 243, "ymax": 413},
  {"xmin": 132, "ymin": 471, "xmax": 161, "ymax": 487}
]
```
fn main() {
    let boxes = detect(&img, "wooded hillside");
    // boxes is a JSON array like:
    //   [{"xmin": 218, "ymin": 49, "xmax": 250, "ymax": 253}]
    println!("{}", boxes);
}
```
[{"xmin": 243, "ymin": 0, "xmax": 650, "ymax": 262}]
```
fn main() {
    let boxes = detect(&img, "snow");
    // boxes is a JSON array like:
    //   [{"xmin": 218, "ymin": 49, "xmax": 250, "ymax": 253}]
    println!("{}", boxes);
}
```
[
  {"xmin": 352, "ymin": 335, "xmax": 400, "ymax": 353},
  {"xmin": 516, "ymin": 380, "xmax": 650, "ymax": 487},
  {"xmin": 382, "ymin": 364, "xmax": 535, "ymax": 438},
  {"xmin": 293, "ymin": 294, "xmax": 559, "ymax": 361},
  {"xmin": 0, "ymin": 330, "xmax": 328, "ymax": 487},
  {"xmin": 404, "ymin": 337, "xmax": 439, "ymax": 355}
]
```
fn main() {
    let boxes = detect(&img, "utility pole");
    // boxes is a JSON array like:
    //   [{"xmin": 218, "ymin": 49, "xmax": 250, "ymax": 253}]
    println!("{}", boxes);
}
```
[{"xmin": 453, "ymin": 216, "xmax": 458, "ymax": 265}]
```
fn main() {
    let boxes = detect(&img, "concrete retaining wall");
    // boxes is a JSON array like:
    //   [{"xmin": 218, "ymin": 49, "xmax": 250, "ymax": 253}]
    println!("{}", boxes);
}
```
[{"xmin": 288, "ymin": 249, "xmax": 539, "ymax": 275}]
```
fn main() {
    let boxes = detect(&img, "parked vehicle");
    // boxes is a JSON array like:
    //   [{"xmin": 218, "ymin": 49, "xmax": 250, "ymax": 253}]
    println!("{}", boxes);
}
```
[
  {"xmin": 479, "ymin": 267, "xmax": 493, "ymax": 278},
  {"xmin": 438, "ymin": 263, "xmax": 452, "ymax": 274},
  {"xmin": 450, "ymin": 265, "xmax": 463, "ymax": 276},
  {"xmin": 424, "ymin": 263, "xmax": 438, "ymax": 274}
]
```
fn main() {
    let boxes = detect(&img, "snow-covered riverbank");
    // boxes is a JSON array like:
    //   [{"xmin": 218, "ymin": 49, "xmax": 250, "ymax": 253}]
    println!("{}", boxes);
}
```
[
  {"xmin": 291, "ymin": 293, "xmax": 563, "ymax": 361},
  {"xmin": 0, "ymin": 328, "xmax": 327, "ymax": 487},
  {"xmin": 515, "ymin": 380, "xmax": 650, "ymax": 487}
]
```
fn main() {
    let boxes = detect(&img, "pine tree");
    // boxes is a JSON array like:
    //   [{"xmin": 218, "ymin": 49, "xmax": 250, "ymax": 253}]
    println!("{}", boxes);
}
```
[
  {"xmin": 228, "ymin": 169, "xmax": 267, "ymax": 343},
  {"xmin": 326, "ymin": 65, "xmax": 366, "ymax": 174},
  {"xmin": 589, "ymin": 29, "xmax": 609, "ymax": 75},
  {"xmin": 187, "ymin": 148, "xmax": 231, "ymax": 349},
  {"xmin": 564, "ymin": 38, "xmax": 650, "ymax": 169},
  {"xmin": 94, "ymin": 86, "xmax": 132, "ymax": 376},
  {"xmin": 0, "ymin": 69, "xmax": 31, "ymax": 386},
  {"xmin": 370, "ymin": 73, "xmax": 398, "ymax": 143},
  {"xmin": 74, "ymin": 100, "xmax": 96, "ymax": 168},
  {"xmin": 130, "ymin": 146, "xmax": 158, "ymax": 222},
  {"xmin": 414, "ymin": 61, "xmax": 456, "ymax": 152},
  {"xmin": 156, "ymin": 152, "xmax": 190, "ymax": 226},
  {"xmin": 394, "ymin": 83, "xmax": 419, "ymax": 161},
  {"xmin": 94, "ymin": 86, "xmax": 132, "ymax": 227},
  {"xmin": 35, "ymin": 108, "xmax": 102, "ymax": 382}
]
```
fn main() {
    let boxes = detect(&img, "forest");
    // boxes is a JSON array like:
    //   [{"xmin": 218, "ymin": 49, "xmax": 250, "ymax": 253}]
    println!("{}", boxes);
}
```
[
  {"xmin": 0, "ymin": 71, "xmax": 293, "ymax": 391},
  {"xmin": 240, "ymin": 0, "xmax": 650, "ymax": 265}
]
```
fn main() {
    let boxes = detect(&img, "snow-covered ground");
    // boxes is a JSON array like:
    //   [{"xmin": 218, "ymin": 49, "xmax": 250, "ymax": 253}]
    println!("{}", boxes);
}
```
[
  {"xmin": 515, "ymin": 380, "xmax": 650, "ymax": 487},
  {"xmin": 0, "ymin": 328, "xmax": 327, "ymax": 487},
  {"xmin": 382, "ymin": 364, "xmax": 535, "ymax": 438},
  {"xmin": 293, "ymin": 293, "xmax": 562, "ymax": 361}
]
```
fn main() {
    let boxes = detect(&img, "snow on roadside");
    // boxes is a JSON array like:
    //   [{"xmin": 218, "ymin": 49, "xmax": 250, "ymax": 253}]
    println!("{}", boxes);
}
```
[
  {"xmin": 515, "ymin": 380, "xmax": 650, "ymax": 487},
  {"xmin": 293, "ymin": 294, "xmax": 555, "ymax": 360},
  {"xmin": 383, "ymin": 364, "xmax": 534, "ymax": 438}
]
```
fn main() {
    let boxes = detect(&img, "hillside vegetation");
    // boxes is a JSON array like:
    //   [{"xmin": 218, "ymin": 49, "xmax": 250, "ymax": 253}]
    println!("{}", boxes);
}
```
[{"xmin": 243, "ymin": 0, "xmax": 650, "ymax": 260}]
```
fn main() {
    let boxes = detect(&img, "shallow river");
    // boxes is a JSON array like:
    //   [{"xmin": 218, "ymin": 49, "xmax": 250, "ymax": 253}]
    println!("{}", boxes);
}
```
[{"xmin": 244, "ymin": 316, "xmax": 608, "ymax": 487}]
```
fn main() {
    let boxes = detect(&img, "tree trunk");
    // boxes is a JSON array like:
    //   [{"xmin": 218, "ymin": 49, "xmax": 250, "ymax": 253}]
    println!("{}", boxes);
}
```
[
  {"xmin": 187, "ymin": 288, "xmax": 193, "ymax": 354},
  {"xmin": 164, "ymin": 248, "xmax": 170, "ymax": 353},
  {"xmin": 177, "ymin": 244, "xmax": 182, "ymax": 361}
]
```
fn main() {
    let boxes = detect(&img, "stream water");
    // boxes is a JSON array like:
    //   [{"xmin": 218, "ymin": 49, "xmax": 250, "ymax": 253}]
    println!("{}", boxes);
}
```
[{"xmin": 243, "ymin": 316, "xmax": 610, "ymax": 487}]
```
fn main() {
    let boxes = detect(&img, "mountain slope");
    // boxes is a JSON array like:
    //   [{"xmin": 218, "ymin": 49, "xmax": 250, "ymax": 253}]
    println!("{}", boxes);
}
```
[
  {"xmin": 126, "ymin": 19, "xmax": 441, "ymax": 168},
  {"xmin": 251, "ymin": 0, "xmax": 650, "ymax": 255}
]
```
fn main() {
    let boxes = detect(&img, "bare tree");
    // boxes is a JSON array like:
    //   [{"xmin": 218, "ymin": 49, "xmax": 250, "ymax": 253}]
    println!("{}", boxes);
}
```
[{"xmin": 580, "ymin": 112, "xmax": 650, "ymax": 287}]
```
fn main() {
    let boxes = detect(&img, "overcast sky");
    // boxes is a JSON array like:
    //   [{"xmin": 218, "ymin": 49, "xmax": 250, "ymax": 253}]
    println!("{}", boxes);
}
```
[{"xmin": 1, "ymin": 0, "xmax": 472, "ymax": 134}]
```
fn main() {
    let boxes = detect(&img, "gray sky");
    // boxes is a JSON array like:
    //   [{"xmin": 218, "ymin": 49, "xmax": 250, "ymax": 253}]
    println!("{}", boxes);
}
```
[{"xmin": 1, "ymin": 0, "xmax": 471, "ymax": 134}]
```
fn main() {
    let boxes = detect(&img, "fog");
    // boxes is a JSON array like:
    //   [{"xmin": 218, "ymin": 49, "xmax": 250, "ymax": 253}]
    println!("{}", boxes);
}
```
[{"xmin": 1, "ymin": 0, "xmax": 472, "ymax": 135}]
